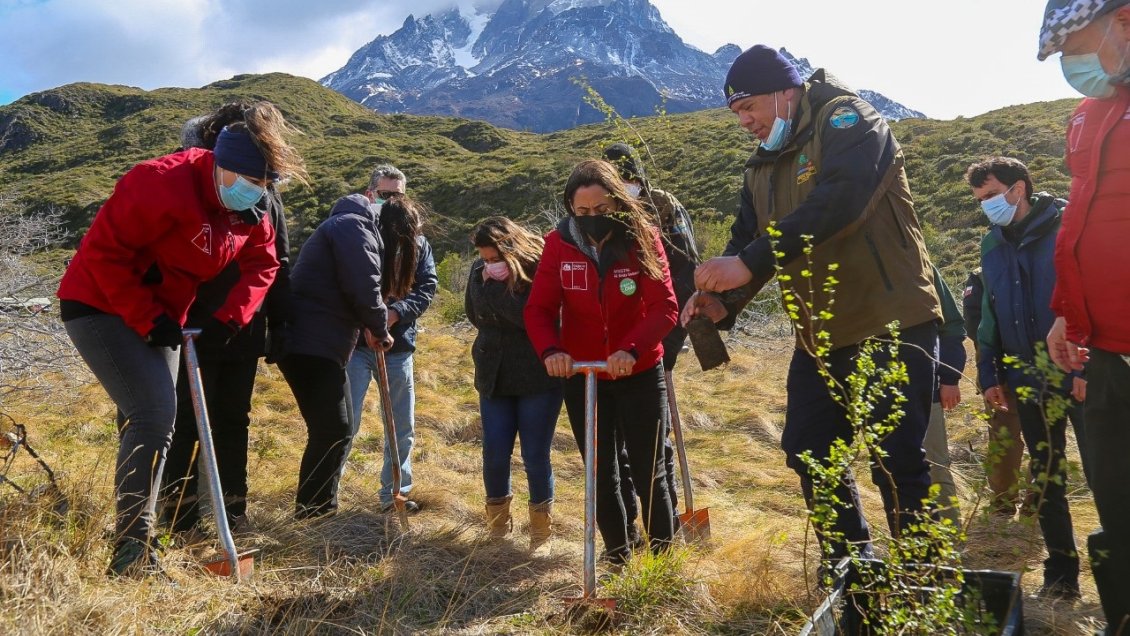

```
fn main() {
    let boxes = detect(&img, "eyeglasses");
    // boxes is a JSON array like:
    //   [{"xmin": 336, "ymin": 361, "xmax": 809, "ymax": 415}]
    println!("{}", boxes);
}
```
[{"xmin": 375, "ymin": 190, "xmax": 401, "ymax": 200}]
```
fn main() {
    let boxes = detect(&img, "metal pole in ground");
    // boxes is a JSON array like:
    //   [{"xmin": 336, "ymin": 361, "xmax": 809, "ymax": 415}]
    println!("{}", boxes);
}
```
[
  {"xmin": 182, "ymin": 329, "xmax": 243, "ymax": 580},
  {"xmin": 375, "ymin": 348, "xmax": 409, "ymax": 531},
  {"xmin": 572, "ymin": 361, "xmax": 607, "ymax": 599}
]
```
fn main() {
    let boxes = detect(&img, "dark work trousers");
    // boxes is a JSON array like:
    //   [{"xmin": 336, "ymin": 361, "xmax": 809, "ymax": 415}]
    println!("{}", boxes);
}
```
[
  {"xmin": 782, "ymin": 320, "xmax": 938, "ymax": 560},
  {"xmin": 64, "ymin": 313, "xmax": 180, "ymax": 544},
  {"xmin": 161, "ymin": 355, "xmax": 258, "ymax": 531},
  {"xmin": 1081, "ymin": 349, "xmax": 1130, "ymax": 634},
  {"xmin": 618, "ymin": 336, "xmax": 684, "ymax": 531},
  {"xmin": 564, "ymin": 363, "xmax": 675, "ymax": 563},
  {"xmin": 1014, "ymin": 388, "xmax": 1086, "ymax": 588},
  {"xmin": 278, "ymin": 353, "xmax": 355, "ymax": 518}
]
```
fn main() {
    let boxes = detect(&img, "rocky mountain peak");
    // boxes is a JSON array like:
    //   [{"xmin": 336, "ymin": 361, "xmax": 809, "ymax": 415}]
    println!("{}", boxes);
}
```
[{"xmin": 321, "ymin": 1, "xmax": 924, "ymax": 132}]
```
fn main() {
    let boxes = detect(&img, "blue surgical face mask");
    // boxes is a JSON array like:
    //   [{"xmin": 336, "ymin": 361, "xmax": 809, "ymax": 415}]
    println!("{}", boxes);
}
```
[
  {"xmin": 372, "ymin": 197, "xmax": 386, "ymax": 209},
  {"xmin": 217, "ymin": 169, "xmax": 266, "ymax": 211},
  {"xmin": 981, "ymin": 183, "xmax": 1019, "ymax": 226},
  {"xmin": 760, "ymin": 92, "xmax": 793, "ymax": 152},
  {"xmin": 1061, "ymin": 20, "xmax": 1130, "ymax": 99},
  {"xmin": 1061, "ymin": 53, "xmax": 1118, "ymax": 98}
]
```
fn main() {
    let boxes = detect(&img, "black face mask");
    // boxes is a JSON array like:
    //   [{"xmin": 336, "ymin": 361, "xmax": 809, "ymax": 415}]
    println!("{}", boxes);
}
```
[{"xmin": 574, "ymin": 214, "xmax": 628, "ymax": 243}]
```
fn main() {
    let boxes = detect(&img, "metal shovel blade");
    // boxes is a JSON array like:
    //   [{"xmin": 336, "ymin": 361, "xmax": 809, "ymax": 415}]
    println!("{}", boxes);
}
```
[
  {"xmin": 202, "ymin": 549, "xmax": 259, "ymax": 578},
  {"xmin": 678, "ymin": 508, "xmax": 711, "ymax": 542},
  {"xmin": 686, "ymin": 316, "xmax": 729, "ymax": 371},
  {"xmin": 665, "ymin": 371, "xmax": 711, "ymax": 543}
]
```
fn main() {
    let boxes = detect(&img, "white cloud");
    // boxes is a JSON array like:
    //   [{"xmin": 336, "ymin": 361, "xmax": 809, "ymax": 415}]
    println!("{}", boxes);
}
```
[{"xmin": 649, "ymin": 0, "xmax": 1079, "ymax": 120}]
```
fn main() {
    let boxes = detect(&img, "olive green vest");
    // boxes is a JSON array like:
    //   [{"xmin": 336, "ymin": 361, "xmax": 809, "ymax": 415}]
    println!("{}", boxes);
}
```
[{"xmin": 743, "ymin": 80, "xmax": 940, "ymax": 349}]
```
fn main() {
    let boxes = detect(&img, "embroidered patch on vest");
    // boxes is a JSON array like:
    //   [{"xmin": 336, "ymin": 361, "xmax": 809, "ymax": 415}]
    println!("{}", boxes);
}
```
[
  {"xmin": 796, "ymin": 153, "xmax": 817, "ymax": 185},
  {"xmin": 192, "ymin": 224, "xmax": 212, "ymax": 255},
  {"xmin": 561, "ymin": 262, "xmax": 589, "ymax": 291},
  {"xmin": 1069, "ymin": 113, "xmax": 1087, "ymax": 152},
  {"xmin": 829, "ymin": 105, "xmax": 860, "ymax": 129}
]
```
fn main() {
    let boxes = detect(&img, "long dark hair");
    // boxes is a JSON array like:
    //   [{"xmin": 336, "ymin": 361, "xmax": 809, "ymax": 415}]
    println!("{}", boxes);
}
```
[
  {"xmin": 471, "ymin": 216, "xmax": 544, "ymax": 293},
  {"xmin": 562, "ymin": 159, "xmax": 665, "ymax": 280},
  {"xmin": 379, "ymin": 194, "xmax": 422, "ymax": 300}
]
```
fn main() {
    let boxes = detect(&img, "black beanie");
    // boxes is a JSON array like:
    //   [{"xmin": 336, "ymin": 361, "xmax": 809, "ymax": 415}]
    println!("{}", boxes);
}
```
[
  {"xmin": 213, "ymin": 126, "xmax": 277, "ymax": 181},
  {"xmin": 723, "ymin": 45, "xmax": 804, "ymax": 107},
  {"xmin": 602, "ymin": 143, "xmax": 649, "ymax": 190}
]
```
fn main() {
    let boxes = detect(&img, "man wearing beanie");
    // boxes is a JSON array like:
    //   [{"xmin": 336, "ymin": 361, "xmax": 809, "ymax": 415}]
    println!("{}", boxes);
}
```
[
  {"xmin": 1039, "ymin": 1, "xmax": 1130, "ymax": 630},
  {"xmin": 684, "ymin": 45, "xmax": 942, "ymax": 562}
]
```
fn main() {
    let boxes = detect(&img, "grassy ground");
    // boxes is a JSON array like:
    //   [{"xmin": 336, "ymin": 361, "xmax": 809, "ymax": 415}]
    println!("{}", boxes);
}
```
[{"xmin": 0, "ymin": 317, "xmax": 1104, "ymax": 634}]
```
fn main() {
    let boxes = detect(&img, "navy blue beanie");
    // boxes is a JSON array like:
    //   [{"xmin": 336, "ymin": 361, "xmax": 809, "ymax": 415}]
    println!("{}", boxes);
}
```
[
  {"xmin": 723, "ymin": 45, "xmax": 804, "ymax": 106},
  {"xmin": 213, "ymin": 126, "xmax": 277, "ymax": 180}
]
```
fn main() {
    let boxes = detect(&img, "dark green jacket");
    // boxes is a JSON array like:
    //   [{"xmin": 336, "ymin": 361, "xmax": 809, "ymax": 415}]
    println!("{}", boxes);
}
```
[
  {"xmin": 932, "ymin": 265, "xmax": 966, "ymax": 390},
  {"xmin": 722, "ymin": 69, "xmax": 940, "ymax": 349}
]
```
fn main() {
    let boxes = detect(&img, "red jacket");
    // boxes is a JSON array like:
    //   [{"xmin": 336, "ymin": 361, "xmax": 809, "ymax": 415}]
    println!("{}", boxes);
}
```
[
  {"xmin": 1052, "ymin": 86, "xmax": 1130, "ymax": 353},
  {"xmin": 524, "ymin": 220, "xmax": 677, "ymax": 380},
  {"xmin": 58, "ymin": 149, "xmax": 278, "ymax": 337}
]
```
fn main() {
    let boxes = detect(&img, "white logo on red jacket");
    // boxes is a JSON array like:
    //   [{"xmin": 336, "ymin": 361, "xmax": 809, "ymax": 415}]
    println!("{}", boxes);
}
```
[
  {"xmin": 561, "ymin": 262, "xmax": 588, "ymax": 291},
  {"xmin": 193, "ymin": 224, "xmax": 212, "ymax": 255},
  {"xmin": 1069, "ymin": 113, "xmax": 1087, "ymax": 153}
]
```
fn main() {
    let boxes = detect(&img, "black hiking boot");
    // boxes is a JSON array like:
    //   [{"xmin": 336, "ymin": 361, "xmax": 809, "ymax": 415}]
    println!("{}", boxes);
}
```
[{"xmin": 107, "ymin": 537, "xmax": 163, "ymax": 578}]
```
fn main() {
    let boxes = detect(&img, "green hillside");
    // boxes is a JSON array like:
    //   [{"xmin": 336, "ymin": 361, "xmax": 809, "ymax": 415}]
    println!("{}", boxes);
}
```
[{"xmin": 0, "ymin": 73, "xmax": 1079, "ymax": 279}]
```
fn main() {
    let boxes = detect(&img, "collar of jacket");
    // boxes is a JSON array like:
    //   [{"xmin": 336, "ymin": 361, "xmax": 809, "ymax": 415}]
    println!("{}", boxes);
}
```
[
  {"xmin": 991, "ymin": 192, "xmax": 1064, "ymax": 247},
  {"xmin": 191, "ymin": 149, "xmax": 228, "ymax": 215},
  {"xmin": 555, "ymin": 215, "xmax": 629, "ymax": 276},
  {"xmin": 744, "ymin": 68, "xmax": 859, "ymax": 169}
]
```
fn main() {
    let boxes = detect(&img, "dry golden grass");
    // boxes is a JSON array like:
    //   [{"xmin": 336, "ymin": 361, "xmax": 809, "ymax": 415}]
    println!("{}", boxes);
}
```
[{"xmin": 0, "ymin": 319, "xmax": 1105, "ymax": 634}]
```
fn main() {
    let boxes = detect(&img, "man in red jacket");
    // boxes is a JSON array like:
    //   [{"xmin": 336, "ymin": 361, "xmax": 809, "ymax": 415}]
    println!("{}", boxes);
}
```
[{"xmin": 1039, "ymin": 1, "xmax": 1130, "ymax": 630}]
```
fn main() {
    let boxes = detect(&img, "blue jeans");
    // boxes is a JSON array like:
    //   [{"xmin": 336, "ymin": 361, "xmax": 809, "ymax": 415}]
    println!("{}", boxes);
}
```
[
  {"xmin": 347, "ymin": 347, "xmax": 414, "ymax": 506},
  {"xmin": 64, "ymin": 313, "xmax": 180, "ymax": 543},
  {"xmin": 479, "ymin": 389, "xmax": 563, "ymax": 504}
]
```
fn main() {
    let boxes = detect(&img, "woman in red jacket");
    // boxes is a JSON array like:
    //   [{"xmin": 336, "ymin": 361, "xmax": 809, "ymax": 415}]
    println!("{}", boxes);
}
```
[
  {"xmin": 56, "ymin": 101, "xmax": 306, "ymax": 577},
  {"xmin": 524, "ymin": 159, "xmax": 678, "ymax": 564}
]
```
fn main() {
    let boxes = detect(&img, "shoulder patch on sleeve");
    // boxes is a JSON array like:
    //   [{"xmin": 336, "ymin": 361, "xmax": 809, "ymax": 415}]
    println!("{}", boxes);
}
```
[{"xmin": 829, "ymin": 105, "xmax": 860, "ymax": 129}]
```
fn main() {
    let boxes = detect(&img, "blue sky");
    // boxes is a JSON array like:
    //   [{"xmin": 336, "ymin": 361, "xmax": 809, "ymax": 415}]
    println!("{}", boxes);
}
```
[{"xmin": 0, "ymin": 0, "xmax": 1080, "ymax": 120}]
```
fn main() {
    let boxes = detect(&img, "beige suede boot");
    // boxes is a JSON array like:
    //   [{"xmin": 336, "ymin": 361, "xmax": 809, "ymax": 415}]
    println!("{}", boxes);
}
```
[
  {"xmin": 528, "ymin": 501, "xmax": 553, "ymax": 551},
  {"xmin": 485, "ymin": 495, "xmax": 512, "ymax": 538}
]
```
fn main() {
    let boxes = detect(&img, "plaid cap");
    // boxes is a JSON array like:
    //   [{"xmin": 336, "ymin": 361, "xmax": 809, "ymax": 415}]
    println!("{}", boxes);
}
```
[{"xmin": 1038, "ymin": 0, "xmax": 1130, "ymax": 60}]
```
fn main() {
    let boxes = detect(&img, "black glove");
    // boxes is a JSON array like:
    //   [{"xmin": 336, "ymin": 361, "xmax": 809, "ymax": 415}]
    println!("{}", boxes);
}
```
[
  {"xmin": 195, "ymin": 316, "xmax": 239, "ymax": 350},
  {"xmin": 146, "ymin": 314, "xmax": 183, "ymax": 349},
  {"xmin": 264, "ymin": 318, "xmax": 288, "ymax": 364}
]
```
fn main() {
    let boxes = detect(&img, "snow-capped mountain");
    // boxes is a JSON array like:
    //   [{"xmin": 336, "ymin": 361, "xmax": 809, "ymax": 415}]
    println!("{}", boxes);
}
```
[
  {"xmin": 779, "ymin": 50, "xmax": 926, "ymax": 122},
  {"xmin": 322, "ymin": 0, "xmax": 924, "ymax": 132}
]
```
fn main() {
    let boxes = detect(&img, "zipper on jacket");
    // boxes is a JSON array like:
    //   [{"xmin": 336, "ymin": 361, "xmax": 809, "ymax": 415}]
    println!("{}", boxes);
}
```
[
  {"xmin": 864, "ymin": 232, "xmax": 894, "ymax": 292},
  {"xmin": 597, "ymin": 269, "xmax": 610, "ymax": 359},
  {"xmin": 891, "ymin": 208, "xmax": 909, "ymax": 248}
]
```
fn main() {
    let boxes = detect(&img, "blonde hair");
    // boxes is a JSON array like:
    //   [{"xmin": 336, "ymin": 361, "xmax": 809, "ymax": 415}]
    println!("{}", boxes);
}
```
[{"xmin": 471, "ymin": 216, "xmax": 545, "ymax": 293}]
